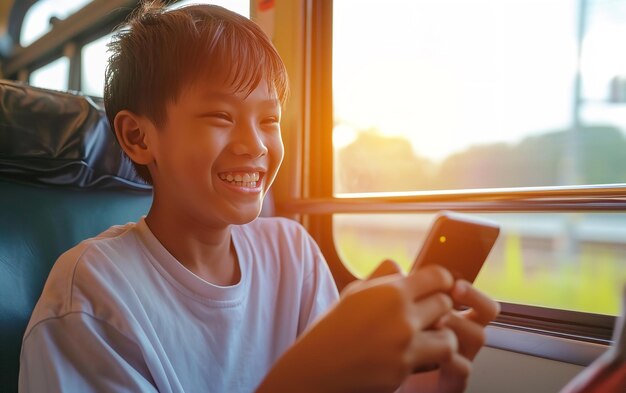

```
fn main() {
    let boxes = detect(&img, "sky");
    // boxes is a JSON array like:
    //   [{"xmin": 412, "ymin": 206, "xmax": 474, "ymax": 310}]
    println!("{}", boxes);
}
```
[{"xmin": 332, "ymin": 0, "xmax": 626, "ymax": 162}]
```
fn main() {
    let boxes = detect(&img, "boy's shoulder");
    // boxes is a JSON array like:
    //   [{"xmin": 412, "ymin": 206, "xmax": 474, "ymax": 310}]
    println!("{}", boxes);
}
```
[
  {"xmin": 27, "ymin": 221, "xmax": 143, "ymax": 321},
  {"xmin": 57, "ymin": 221, "xmax": 140, "ymax": 273}
]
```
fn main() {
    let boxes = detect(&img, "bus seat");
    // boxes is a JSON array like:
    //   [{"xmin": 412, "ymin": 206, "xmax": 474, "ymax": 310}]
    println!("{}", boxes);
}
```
[{"xmin": 0, "ymin": 80, "xmax": 152, "ymax": 392}]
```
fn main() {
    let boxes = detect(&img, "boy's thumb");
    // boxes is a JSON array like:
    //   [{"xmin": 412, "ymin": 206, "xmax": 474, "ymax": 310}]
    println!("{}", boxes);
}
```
[{"xmin": 367, "ymin": 259, "xmax": 403, "ymax": 280}]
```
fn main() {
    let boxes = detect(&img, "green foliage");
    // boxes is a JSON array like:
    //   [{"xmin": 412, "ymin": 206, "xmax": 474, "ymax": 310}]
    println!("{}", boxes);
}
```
[
  {"xmin": 335, "ymin": 129, "xmax": 435, "ymax": 193},
  {"xmin": 335, "ymin": 125, "xmax": 626, "ymax": 193},
  {"xmin": 336, "ymin": 227, "xmax": 626, "ymax": 315}
]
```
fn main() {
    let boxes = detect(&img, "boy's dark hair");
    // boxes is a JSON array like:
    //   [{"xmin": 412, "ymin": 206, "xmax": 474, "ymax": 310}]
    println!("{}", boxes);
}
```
[{"xmin": 104, "ymin": 1, "xmax": 289, "ymax": 184}]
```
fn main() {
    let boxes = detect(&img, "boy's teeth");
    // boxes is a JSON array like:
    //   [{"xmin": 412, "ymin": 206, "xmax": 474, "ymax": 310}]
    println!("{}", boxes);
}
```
[{"xmin": 219, "ymin": 171, "xmax": 260, "ymax": 187}]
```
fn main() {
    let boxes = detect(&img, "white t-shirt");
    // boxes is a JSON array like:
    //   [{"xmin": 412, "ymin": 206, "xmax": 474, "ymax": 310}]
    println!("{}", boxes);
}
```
[{"xmin": 19, "ymin": 217, "xmax": 339, "ymax": 393}]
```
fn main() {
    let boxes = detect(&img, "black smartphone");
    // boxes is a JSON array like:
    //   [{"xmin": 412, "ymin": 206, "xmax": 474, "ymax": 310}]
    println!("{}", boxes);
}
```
[{"xmin": 410, "ymin": 211, "xmax": 500, "ymax": 283}]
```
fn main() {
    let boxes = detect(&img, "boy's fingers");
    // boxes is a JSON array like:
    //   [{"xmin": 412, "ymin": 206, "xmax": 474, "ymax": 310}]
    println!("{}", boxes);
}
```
[
  {"xmin": 405, "ymin": 265, "xmax": 454, "ymax": 301},
  {"xmin": 440, "ymin": 353, "xmax": 473, "ymax": 390},
  {"xmin": 451, "ymin": 280, "xmax": 500, "ymax": 325},
  {"xmin": 340, "ymin": 271, "xmax": 402, "ymax": 297},
  {"xmin": 404, "ymin": 328, "xmax": 458, "ymax": 369},
  {"xmin": 411, "ymin": 293, "xmax": 454, "ymax": 330},
  {"xmin": 367, "ymin": 259, "xmax": 404, "ymax": 280},
  {"xmin": 443, "ymin": 312, "xmax": 485, "ymax": 359}
]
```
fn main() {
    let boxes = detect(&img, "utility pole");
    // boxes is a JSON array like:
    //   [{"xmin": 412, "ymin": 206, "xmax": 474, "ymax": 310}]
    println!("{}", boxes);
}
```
[{"xmin": 558, "ymin": 0, "xmax": 587, "ymax": 258}]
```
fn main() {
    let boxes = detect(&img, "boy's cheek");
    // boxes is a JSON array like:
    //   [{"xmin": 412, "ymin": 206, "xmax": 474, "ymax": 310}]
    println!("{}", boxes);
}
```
[{"xmin": 263, "ymin": 132, "xmax": 283, "ymax": 156}]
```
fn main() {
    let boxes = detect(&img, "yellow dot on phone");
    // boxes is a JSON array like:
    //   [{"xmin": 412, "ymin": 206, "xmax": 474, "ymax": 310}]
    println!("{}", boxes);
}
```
[{"xmin": 439, "ymin": 236, "xmax": 447, "ymax": 243}]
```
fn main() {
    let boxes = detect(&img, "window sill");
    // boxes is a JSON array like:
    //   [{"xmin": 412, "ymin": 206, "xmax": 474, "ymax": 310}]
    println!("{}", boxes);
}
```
[{"xmin": 486, "ymin": 324, "xmax": 608, "ymax": 366}]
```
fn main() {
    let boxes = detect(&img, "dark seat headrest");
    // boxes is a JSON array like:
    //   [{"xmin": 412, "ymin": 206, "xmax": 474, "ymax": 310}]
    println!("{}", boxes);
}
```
[{"xmin": 0, "ymin": 80, "xmax": 150, "ymax": 190}]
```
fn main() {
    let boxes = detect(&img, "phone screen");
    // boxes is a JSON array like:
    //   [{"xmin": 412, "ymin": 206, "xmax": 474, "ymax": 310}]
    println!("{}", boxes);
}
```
[{"xmin": 411, "ymin": 212, "xmax": 500, "ymax": 283}]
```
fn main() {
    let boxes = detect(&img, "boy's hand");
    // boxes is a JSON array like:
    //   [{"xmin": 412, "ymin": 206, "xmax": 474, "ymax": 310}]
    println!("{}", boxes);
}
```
[
  {"xmin": 327, "ymin": 262, "xmax": 458, "ymax": 392},
  {"xmin": 258, "ymin": 260, "xmax": 457, "ymax": 393},
  {"xmin": 435, "ymin": 280, "xmax": 500, "ymax": 392},
  {"xmin": 399, "ymin": 280, "xmax": 500, "ymax": 393}
]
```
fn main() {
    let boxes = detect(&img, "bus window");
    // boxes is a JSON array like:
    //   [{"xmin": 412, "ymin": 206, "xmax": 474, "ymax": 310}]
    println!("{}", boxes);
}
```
[
  {"xmin": 330, "ymin": 0, "xmax": 626, "ymax": 316},
  {"xmin": 21, "ymin": 0, "xmax": 93, "ymax": 46},
  {"xmin": 334, "ymin": 212, "xmax": 626, "ymax": 316},
  {"xmin": 29, "ymin": 57, "xmax": 69, "ymax": 91},
  {"xmin": 333, "ymin": 0, "xmax": 626, "ymax": 193},
  {"xmin": 81, "ymin": 34, "xmax": 112, "ymax": 97}
]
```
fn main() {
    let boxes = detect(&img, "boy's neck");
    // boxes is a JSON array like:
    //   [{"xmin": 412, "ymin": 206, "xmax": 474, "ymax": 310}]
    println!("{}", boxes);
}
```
[{"xmin": 144, "ymin": 205, "xmax": 242, "ymax": 287}]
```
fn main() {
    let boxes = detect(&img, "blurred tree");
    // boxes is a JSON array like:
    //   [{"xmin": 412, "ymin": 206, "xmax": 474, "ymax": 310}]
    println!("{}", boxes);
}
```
[
  {"xmin": 335, "ymin": 129, "xmax": 434, "ymax": 193},
  {"xmin": 335, "ymin": 125, "xmax": 626, "ymax": 193},
  {"xmin": 580, "ymin": 126, "xmax": 626, "ymax": 184}
]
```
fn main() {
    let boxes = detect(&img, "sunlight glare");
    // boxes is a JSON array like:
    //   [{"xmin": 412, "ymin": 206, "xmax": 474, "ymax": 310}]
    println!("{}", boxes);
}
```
[{"xmin": 333, "ymin": 0, "xmax": 578, "ymax": 162}]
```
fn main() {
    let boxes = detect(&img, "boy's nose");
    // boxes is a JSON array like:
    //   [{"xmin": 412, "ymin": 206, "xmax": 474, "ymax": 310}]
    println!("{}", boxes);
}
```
[{"xmin": 230, "ymin": 125, "xmax": 269, "ymax": 158}]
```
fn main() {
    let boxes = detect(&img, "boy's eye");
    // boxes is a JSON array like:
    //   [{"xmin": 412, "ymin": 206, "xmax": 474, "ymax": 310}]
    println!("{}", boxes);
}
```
[
  {"xmin": 261, "ymin": 116, "xmax": 280, "ymax": 125},
  {"xmin": 203, "ymin": 112, "xmax": 233, "ymax": 123}
]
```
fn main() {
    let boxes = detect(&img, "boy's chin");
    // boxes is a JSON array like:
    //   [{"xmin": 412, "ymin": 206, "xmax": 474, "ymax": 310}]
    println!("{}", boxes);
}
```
[{"xmin": 225, "ymin": 207, "xmax": 263, "ymax": 225}]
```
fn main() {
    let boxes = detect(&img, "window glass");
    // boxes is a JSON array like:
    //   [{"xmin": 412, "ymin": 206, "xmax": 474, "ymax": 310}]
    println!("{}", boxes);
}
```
[
  {"xmin": 332, "ymin": 0, "xmax": 626, "ymax": 194},
  {"xmin": 29, "ymin": 57, "xmax": 70, "ymax": 91},
  {"xmin": 334, "ymin": 212, "xmax": 626, "ymax": 316},
  {"xmin": 81, "ymin": 34, "xmax": 112, "ymax": 97},
  {"xmin": 21, "ymin": 0, "xmax": 93, "ymax": 46},
  {"xmin": 167, "ymin": 0, "xmax": 250, "ymax": 17}
]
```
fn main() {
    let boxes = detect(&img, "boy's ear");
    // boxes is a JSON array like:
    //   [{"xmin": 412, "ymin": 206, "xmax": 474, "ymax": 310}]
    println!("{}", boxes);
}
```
[{"xmin": 113, "ymin": 110, "xmax": 155, "ymax": 165}]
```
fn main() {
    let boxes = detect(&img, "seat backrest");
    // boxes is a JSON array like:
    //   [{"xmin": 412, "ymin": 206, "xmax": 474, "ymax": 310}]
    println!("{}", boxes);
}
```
[{"xmin": 0, "ymin": 180, "xmax": 152, "ymax": 392}]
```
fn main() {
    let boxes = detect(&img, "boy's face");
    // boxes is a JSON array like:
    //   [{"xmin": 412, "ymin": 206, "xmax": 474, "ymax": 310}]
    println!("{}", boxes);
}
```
[{"xmin": 147, "ymin": 77, "xmax": 284, "ymax": 227}]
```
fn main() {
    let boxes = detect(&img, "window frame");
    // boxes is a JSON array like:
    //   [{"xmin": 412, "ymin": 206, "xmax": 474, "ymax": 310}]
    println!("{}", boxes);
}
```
[
  {"xmin": 3, "ymin": 0, "xmax": 252, "ymax": 92},
  {"xmin": 2, "ymin": 0, "xmax": 136, "ymax": 83},
  {"xmin": 277, "ymin": 0, "xmax": 621, "ymax": 363}
]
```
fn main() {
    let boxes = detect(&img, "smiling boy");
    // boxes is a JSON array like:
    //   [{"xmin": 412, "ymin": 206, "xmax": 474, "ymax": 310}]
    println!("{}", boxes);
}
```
[{"xmin": 19, "ymin": 3, "xmax": 498, "ymax": 393}]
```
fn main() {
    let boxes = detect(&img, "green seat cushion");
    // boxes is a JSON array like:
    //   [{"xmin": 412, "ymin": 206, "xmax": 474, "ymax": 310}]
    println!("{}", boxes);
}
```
[{"xmin": 0, "ymin": 180, "xmax": 152, "ymax": 392}]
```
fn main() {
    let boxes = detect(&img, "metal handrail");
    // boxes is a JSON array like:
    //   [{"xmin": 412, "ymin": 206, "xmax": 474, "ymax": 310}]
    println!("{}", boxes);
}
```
[{"xmin": 280, "ymin": 184, "xmax": 626, "ymax": 214}]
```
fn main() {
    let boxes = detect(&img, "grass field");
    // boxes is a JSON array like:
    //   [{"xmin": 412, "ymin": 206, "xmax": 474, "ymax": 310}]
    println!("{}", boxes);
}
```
[{"xmin": 334, "ymin": 214, "xmax": 626, "ymax": 316}]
